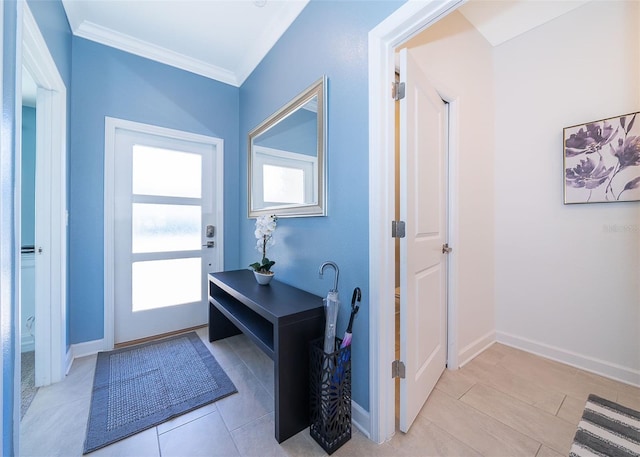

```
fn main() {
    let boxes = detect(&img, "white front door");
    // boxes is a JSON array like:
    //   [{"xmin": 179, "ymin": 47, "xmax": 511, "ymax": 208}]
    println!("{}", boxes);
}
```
[
  {"xmin": 398, "ymin": 48, "xmax": 448, "ymax": 432},
  {"xmin": 112, "ymin": 125, "xmax": 222, "ymax": 344}
]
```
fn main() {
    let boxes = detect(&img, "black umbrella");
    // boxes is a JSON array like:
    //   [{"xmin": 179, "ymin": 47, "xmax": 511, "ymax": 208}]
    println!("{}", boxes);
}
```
[
  {"xmin": 340, "ymin": 287, "xmax": 361, "ymax": 348},
  {"xmin": 332, "ymin": 287, "xmax": 361, "ymax": 386}
]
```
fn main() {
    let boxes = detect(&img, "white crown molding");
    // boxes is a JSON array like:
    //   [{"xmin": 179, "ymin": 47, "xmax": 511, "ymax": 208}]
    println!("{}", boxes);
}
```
[
  {"xmin": 61, "ymin": 0, "xmax": 309, "ymax": 87},
  {"xmin": 75, "ymin": 21, "xmax": 241, "ymax": 87}
]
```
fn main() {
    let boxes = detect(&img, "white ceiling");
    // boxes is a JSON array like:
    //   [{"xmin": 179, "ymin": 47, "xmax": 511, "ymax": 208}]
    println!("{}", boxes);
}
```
[
  {"xmin": 458, "ymin": 0, "xmax": 591, "ymax": 47},
  {"xmin": 24, "ymin": 0, "xmax": 590, "ymax": 101},
  {"xmin": 61, "ymin": 0, "xmax": 309, "ymax": 87}
]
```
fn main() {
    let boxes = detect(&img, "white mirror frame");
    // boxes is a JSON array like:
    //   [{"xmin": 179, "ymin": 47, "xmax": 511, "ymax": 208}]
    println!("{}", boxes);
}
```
[{"xmin": 248, "ymin": 76, "xmax": 327, "ymax": 218}]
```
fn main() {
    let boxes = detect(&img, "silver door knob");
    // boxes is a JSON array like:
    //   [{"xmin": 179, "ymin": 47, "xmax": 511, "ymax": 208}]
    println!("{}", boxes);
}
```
[{"xmin": 202, "ymin": 241, "xmax": 214, "ymax": 248}]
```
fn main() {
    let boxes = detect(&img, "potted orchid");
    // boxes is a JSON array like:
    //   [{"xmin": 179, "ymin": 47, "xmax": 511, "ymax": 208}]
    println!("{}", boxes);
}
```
[{"xmin": 249, "ymin": 214, "xmax": 277, "ymax": 285}]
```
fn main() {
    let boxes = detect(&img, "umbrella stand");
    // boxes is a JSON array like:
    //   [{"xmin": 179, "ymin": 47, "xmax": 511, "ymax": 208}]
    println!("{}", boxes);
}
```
[
  {"xmin": 311, "ymin": 262, "xmax": 351, "ymax": 454},
  {"xmin": 309, "ymin": 337, "xmax": 351, "ymax": 454}
]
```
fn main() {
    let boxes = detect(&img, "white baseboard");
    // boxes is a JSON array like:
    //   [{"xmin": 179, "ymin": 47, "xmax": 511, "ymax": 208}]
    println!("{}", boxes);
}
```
[
  {"xmin": 496, "ymin": 331, "xmax": 640, "ymax": 387},
  {"xmin": 65, "ymin": 347, "xmax": 73, "ymax": 375},
  {"xmin": 351, "ymin": 400, "xmax": 370, "ymax": 439},
  {"xmin": 67, "ymin": 338, "xmax": 106, "ymax": 374},
  {"xmin": 458, "ymin": 330, "xmax": 496, "ymax": 367}
]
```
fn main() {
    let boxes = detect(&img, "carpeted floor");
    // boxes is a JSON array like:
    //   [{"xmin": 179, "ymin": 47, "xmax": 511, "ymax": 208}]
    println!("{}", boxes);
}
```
[{"xmin": 21, "ymin": 351, "xmax": 38, "ymax": 420}]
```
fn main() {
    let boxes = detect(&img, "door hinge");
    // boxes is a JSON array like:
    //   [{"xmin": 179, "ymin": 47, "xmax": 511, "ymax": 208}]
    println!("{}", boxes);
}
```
[
  {"xmin": 392, "ymin": 220, "xmax": 406, "ymax": 238},
  {"xmin": 392, "ymin": 82, "xmax": 405, "ymax": 101},
  {"xmin": 392, "ymin": 360, "xmax": 406, "ymax": 379},
  {"xmin": 442, "ymin": 243, "xmax": 452, "ymax": 254}
]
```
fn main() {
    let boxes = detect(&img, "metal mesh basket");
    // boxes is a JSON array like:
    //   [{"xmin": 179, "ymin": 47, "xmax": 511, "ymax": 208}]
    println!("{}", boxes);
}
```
[{"xmin": 309, "ymin": 337, "xmax": 351, "ymax": 454}]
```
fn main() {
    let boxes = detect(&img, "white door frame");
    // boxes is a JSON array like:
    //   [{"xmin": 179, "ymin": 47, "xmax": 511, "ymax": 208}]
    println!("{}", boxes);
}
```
[
  {"xmin": 368, "ymin": 0, "xmax": 465, "ymax": 444},
  {"xmin": 22, "ymin": 3, "xmax": 68, "ymax": 387},
  {"xmin": 104, "ymin": 117, "xmax": 225, "ymax": 350}
]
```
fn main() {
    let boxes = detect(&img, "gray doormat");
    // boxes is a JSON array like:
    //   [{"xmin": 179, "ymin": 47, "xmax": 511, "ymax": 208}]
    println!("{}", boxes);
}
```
[
  {"xmin": 84, "ymin": 332, "xmax": 237, "ymax": 454},
  {"xmin": 569, "ymin": 394, "xmax": 640, "ymax": 457}
]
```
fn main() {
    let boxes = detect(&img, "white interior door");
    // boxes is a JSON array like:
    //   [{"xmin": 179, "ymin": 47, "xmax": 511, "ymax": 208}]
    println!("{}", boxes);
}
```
[
  {"xmin": 113, "ymin": 128, "xmax": 220, "ymax": 344},
  {"xmin": 398, "ymin": 47, "xmax": 448, "ymax": 432}
]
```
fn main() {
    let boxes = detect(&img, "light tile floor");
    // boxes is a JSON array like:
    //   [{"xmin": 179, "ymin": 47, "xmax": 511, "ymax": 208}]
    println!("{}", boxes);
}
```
[{"xmin": 20, "ymin": 327, "xmax": 640, "ymax": 457}]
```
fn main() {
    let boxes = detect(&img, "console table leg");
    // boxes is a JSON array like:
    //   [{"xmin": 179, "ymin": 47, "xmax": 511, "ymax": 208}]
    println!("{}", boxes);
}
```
[
  {"xmin": 209, "ymin": 302, "xmax": 242, "ymax": 342},
  {"xmin": 273, "ymin": 317, "xmax": 323, "ymax": 443}
]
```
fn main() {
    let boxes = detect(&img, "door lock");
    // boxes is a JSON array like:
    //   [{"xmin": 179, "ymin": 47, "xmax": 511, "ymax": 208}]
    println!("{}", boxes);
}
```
[{"xmin": 206, "ymin": 225, "xmax": 215, "ymax": 238}]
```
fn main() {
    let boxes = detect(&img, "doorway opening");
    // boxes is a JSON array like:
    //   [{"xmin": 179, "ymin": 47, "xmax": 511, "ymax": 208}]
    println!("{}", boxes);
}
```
[
  {"xmin": 20, "ymin": 68, "xmax": 38, "ymax": 419},
  {"xmin": 21, "ymin": 3, "xmax": 68, "ymax": 396},
  {"xmin": 367, "ymin": 0, "xmax": 464, "ymax": 444}
]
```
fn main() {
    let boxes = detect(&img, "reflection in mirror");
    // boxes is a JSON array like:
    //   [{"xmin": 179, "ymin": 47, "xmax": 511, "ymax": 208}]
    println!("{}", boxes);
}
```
[{"xmin": 249, "ymin": 76, "xmax": 326, "ymax": 217}]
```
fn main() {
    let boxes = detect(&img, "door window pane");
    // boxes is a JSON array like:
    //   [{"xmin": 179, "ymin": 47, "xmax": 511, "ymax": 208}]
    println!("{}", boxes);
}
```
[
  {"xmin": 132, "ymin": 203, "xmax": 200, "ymax": 253},
  {"xmin": 133, "ymin": 145, "xmax": 202, "ymax": 198},
  {"xmin": 132, "ymin": 258, "xmax": 201, "ymax": 311}
]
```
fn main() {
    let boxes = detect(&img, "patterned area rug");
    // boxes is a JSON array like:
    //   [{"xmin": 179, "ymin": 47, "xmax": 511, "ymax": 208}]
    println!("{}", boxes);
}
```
[
  {"xmin": 84, "ymin": 332, "xmax": 237, "ymax": 454},
  {"xmin": 569, "ymin": 394, "xmax": 640, "ymax": 457}
]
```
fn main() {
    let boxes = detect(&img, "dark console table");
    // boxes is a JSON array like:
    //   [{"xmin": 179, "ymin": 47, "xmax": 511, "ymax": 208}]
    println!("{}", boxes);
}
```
[{"xmin": 208, "ymin": 269, "xmax": 325, "ymax": 443}]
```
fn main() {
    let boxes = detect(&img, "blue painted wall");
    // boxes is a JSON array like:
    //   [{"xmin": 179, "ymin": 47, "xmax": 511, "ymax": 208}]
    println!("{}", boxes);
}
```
[
  {"xmin": 19, "ymin": 0, "xmax": 404, "ymax": 420},
  {"xmin": 21, "ymin": 106, "xmax": 36, "ymax": 247},
  {"xmin": 240, "ymin": 0, "xmax": 404, "ymax": 411},
  {"xmin": 69, "ymin": 38, "xmax": 240, "ymax": 343},
  {"xmin": 2, "ymin": 1, "xmax": 19, "ymax": 453}
]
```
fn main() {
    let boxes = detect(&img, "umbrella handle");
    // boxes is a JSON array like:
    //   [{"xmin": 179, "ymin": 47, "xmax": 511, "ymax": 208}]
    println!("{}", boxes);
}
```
[
  {"xmin": 351, "ymin": 287, "xmax": 361, "ymax": 309},
  {"xmin": 346, "ymin": 287, "xmax": 361, "ymax": 333}
]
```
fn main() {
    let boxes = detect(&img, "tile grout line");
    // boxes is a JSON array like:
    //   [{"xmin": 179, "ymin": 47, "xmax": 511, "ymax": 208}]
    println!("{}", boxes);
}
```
[
  {"xmin": 155, "ymin": 425, "xmax": 162, "ymax": 457},
  {"xmin": 459, "ymin": 382, "xmax": 540, "ymax": 439},
  {"xmin": 424, "ymin": 419, "xmax": 488, "ymax": 456},
  {"xmin": 156, "ymin": 407, "xmax": 219, "ymax": 436},
  {"xmin": 462, "ymin": 382, "xmax": 573, "ymax": 455},
  {"xmin": 533, "ymin": 442, "xmax": 543, "ymax": 457}
]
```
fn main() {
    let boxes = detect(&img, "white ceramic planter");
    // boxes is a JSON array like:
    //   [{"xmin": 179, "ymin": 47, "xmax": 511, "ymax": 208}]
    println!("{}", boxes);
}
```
[{"xmin": 253, "ymin": 270, "xmax": 274, "ymax": 285}]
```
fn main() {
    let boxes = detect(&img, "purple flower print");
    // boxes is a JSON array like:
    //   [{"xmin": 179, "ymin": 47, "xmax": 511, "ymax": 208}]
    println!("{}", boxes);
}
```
[
  {"xmin": 565, "ymin": 157, "xmax": 613, "ymax": 190},
  {"xmin": 565, "ymin": 121, "xmax": 618, "ymax": 157},
  {"xmin": 611, "ymin": 136, "xmax": 640, "ymax": 169},
  {"xmin": 565, "ymin": 113, "xmax": 640, "ymax": 202}
]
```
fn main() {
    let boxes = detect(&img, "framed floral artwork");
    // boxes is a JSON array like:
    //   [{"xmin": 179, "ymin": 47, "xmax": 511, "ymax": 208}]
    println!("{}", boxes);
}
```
[{"xmin": 564, "ymin": 111, "xmax": 640, "ymax": 204}]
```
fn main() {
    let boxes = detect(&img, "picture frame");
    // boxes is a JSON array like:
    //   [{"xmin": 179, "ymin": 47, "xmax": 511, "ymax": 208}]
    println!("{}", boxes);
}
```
[{"xmin": 563, "ymin": 111, "xmax": 640, "ymax": 204}]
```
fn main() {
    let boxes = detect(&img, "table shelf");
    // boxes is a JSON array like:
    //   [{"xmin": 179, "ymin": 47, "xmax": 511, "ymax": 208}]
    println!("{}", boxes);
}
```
[{"xmin": 209, "ymin": 290, "xmax": 274, "ymax": 358}]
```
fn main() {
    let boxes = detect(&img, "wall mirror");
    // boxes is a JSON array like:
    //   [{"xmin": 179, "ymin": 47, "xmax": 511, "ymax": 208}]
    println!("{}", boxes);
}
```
[{"xmin": 249, "ymin": 76, "xmax": 327, "ymax": 218}]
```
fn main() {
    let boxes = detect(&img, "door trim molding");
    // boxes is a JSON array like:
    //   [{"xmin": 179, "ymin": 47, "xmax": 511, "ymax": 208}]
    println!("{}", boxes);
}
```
[
  {"xmin": 23, "ymin": 3, "xmax": 68, "ymax": 387},
  {"xmin": 104, "ymin": 117, "xmax": 224, "ymax": 350},
  {"xmin": 367, "ymin": 0, "xmax": 464, "ymax": 443}
]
